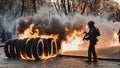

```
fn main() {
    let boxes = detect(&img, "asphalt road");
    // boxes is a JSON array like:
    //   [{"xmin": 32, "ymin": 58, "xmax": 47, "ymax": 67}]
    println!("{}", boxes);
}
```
[{"xmin": 0, "ymin": 47, "xmax": 120, "ymax": 68}]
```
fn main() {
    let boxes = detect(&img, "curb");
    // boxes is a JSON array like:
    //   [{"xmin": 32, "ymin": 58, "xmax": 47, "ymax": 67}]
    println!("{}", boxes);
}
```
[
  {"xmin": 0, "ymin": 43, "xmax": 5, "ymax": 47},
  {"xmin": 0, "ymin": 45, "xmax": 4, "ymax": 47},
  {"xmin": 58, "ymin": 54, "xmax": 120, "ymax": 62}
]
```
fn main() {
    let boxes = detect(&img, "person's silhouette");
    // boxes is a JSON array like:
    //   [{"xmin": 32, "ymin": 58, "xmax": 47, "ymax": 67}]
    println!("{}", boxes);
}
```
[
  {"xmin": 1, "ymin": 30, "xmax": 5, "ymax": 43},
  {"xmin": 83, "ymin": 21, "xmax": 100, "ymax": 63}
]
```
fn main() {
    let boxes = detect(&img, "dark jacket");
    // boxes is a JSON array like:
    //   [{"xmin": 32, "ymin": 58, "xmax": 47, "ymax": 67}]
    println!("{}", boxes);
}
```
[{"xmin": 84, "ymin": 27, "xmax": 98, "ymax": 42}]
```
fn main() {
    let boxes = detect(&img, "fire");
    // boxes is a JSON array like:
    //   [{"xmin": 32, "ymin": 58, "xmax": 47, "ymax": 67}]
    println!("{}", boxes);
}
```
[
  {"xmin": 18, "ymin": 24, "xmax": 58, "ymax": 40},
  {"xmin": 16, "ymin": 23, "xmax": 59, "ymax": 60},
  {"xmin": 113, "ymin": 32, "xmax": 119, "ymax": 46},
  {"xmin": 16, "ymin": 23, "xmax": 85, "ymax": 60},
  {"xmin": 18, "ymin": 24, "xmax": 39, "ymax": 39},
  {"xmin": 61, "ymin": 30, "xmax": 84, "ymax": 53},
  {"xmin": 18, "ymin": 23, "xmax": 85, "ymax": 56}
]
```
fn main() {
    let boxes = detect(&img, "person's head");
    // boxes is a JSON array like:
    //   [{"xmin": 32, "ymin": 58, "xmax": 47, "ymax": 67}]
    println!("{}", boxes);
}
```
[{"xmin": 88, "ymin": 21, "xmax": 95, "ymax": 28}]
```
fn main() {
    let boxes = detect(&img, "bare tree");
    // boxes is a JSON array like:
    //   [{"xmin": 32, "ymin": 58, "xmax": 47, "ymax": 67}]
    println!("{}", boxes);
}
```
[
  {"xmin": 21, "ymin": 0, "xmax": 25, "ymax": 16},
  {"xmin": 32, "ymin": 0, "xmax": 37, "ymax": 13},
  {"xmin": 67, "ymin": 0, "xmax": 70, "ymax": 13},
  {"xmin": 81, "ymin": 0, "xmax": 87, "ymax": 15},
  {"xmin": 61, "ymin": 0, "xmax": 67, "ymax": 15}
]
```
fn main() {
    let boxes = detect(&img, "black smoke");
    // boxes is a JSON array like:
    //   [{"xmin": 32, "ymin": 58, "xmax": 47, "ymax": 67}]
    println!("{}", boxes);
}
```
[{"xmin": 17, "ymin": 15, "xmax": 88, "ymax": 42}]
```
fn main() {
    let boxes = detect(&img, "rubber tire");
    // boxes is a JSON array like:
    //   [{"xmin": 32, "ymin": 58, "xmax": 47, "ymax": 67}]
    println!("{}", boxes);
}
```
[
  {"xmin": 32, "ymin": 38, "xmax": 40, "ymax": 60},
  {"xmin": 9, "ymin": 39, "xmax": 17, "ymax": 58},
  {"xmin": 57, "ymin": 40, "xmax": 61, "ymax": 51},
  {"xmin": 52, "ymin": 41, "xmax": 57, "ymax": 55},
  {"xmin": 45, "ymin": 38, "xmax": 53, "ymax": 55},
  {"xmin": 14, "ymin": 39, "xmax": 22, "ymax": 58},
  {"xmin": 38, "ymin": 40, "xmax": 44, "ymax": 58},
  {"xmin": 20, "ymin": 38, "xmax": 28, "ymax": 58},
  {"xmin": 4, "ymin": 40, "xmax": 12, "ymax": 58},
  {"xmin": 43, "ymin": 39, "xmax": 49, "ymax": 56},
  {"xmin": 26, "ymin": 38, "xmax": 34, "ymax": 58}
]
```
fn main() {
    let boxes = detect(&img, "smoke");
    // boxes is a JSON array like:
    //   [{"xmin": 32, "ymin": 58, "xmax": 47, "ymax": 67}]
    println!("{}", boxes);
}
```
[
  {"xmin": 16, "ymin": 7, "xmax": 120, "ymax": 48},
  {"xmin": 77, "ymin": 15, "xmax": 120, "ymax": 48},
  {"xmin": 0, "ymin": 15, "xmax": 16, "ymax": 32}
]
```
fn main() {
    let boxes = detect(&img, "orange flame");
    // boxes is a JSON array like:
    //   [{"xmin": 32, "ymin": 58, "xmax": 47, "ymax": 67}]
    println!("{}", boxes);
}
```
[
  {"xmin": 61, "ymin": 30, "xmax": 84, "ymax": 53},
  {"xmin": 18, "ymin": 24, "xmax": 58, "ymax": 40},
  {"xmin": 113, "ymin": 32, "xmax": 119, "ymax": 46},
  {"xmin": 18, "ymin": 24, "xmax": 39, "ymax": 39}
]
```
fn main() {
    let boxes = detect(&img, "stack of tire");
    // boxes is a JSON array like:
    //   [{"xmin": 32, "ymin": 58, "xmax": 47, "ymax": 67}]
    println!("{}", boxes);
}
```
[{"xmin": 4, "ymin": 38, "xmax": 61, "ymax": 60}]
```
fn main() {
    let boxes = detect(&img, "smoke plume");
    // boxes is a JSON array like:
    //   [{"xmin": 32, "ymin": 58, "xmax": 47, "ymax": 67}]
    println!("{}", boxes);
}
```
[{"xmin": 16, "ymin": 8, "xmax": 120, "ymax": 48}]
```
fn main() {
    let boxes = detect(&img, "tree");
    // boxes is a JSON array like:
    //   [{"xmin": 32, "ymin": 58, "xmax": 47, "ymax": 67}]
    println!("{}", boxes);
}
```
[
  {"xmin": 32, "ymin": 0, "xmax": 37, "ymax": 13},
  {"xmin": 21, "ymin": 0, "xmax": 25, "ymax": 16}
]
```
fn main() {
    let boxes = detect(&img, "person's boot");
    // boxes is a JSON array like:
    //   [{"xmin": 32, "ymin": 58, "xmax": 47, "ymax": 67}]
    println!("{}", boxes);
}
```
[
  {"xmin": 92, "ymin": 60, "xmax": 97, "ymax": 63},
  {"xmin": 85, "ymin": 60, "xmax": 91, "ymax": 64}
]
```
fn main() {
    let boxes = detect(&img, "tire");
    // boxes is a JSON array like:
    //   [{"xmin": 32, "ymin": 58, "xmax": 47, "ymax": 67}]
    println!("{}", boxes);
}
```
[
  {"xmin": 4, "ymin": 40, "xmax": 11, "ymax": 58},
  {"xmin": 57, "ymin": 40, "xmax": 61, "ymax": 51},
  {"xmin": 26, "ymin": 38, "xmax": 34, "ymax": 58},
  {"xmin": 9, "ymin": 39, "xmax": 17, "ymax": 58},
  {"xmin": 14, "ymin": 39, "xmax": 22, "ymax": 58},
  {"xmin": 43, "ymin": 39, "xmax": 49, "ymax": 56},
  {"xmin": 38, "ymin": 39, "xmax": 44, "ymax": 58},
  {"xmin": 32, "ymin": 38, "xmax": 40, "ymax": 60},
  {"xmin": 45, "ymin": 38, "xmax": 53, "ymax": 55},
  {"xmin": 20, "ymin": 38, "xmax": 28, "ymax": 58},
  {"xmin": 52, "ymin": 40, "xmax": 57, "ymax": 55}
]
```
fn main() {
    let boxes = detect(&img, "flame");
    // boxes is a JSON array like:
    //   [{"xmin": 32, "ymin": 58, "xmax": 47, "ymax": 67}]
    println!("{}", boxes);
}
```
[
  {"xmin": 18, "ymin": 24, "xmax": 39, "ymax": 39},
  {"xmin": 113, "ymin": 32, "xmax": 119, "ymax": 46},
  {"xmin": 61, "ymin": 30, "xmax": 84, "ymax": 53},
  {"xmin": 18, "ymin": 24, "xmax": 58, "ymax": 40}
]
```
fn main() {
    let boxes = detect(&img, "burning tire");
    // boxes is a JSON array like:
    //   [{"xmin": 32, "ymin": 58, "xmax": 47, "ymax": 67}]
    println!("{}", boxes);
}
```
[
  {"xmin": 57, "ymin": 40, "xmax": 61, "ymax": 51},
  {"xmin": 4, "ymin": 40, "xmax": 11, "ymax": 58},
  {"xmin": 4, "ymin": 37, "xmax": 61, "ymax": 60},
  {"xmin": 46, "ymin": 38, "xmax": 53, "ymax": 55},
  {"xmin": 26, "ymin": 38, "xmax": 34, "ymax": 58},
  {"xmin": 19, "ymin": 38, "xmax": 28, "ymax": 58},
  {"xmin": 37, "ymin": 39, "xmax": 44, "ymax": 59},
  {"xmin": 9, "ymin": 39, "xmax": 17, "ymax": 58},
  {"xmin": 32, "ymin": 38, "xmax": 41, "ymax": 60},
  {"xmin": 43, "ymin": 39, "xmax": 49, "ymax": 56},
  {"xmin": 14, "ymin": 39, "xmax": 21, "ymax": 58},
  {"xmin": 45, "ymin": 38, "xmax": 58, "ymax": 55},
  {"xmin": 52, "ymin": 40, "xmax": 57, "ymax": 55}
]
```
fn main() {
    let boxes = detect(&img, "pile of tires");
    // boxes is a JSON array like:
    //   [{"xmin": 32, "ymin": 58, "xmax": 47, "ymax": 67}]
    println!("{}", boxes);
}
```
[{"xmin": 4, "ymin": 38, "xmax": 61, "ymax": 60}]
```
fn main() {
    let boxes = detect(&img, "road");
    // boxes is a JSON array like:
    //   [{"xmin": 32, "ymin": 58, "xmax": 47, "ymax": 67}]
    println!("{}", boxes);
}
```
[{"xmin": 0, "ymin": 47, "xmax": 120, "ymax": 68}]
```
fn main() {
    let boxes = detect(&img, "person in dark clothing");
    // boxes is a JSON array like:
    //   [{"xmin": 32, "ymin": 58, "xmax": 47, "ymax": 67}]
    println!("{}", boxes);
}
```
[
  {"xmin": 1, "ymin": 30, "xmax": 5, "ymax": 43},
  {"xmin": 83, "ymin": 21, "xmax": 100, "ymax": 63}
]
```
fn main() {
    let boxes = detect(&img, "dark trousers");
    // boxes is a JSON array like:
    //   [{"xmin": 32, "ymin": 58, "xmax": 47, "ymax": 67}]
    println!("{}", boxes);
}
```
[{"xmin": 88, "ymin": 40, "xmax": 97, "ymax": 61}]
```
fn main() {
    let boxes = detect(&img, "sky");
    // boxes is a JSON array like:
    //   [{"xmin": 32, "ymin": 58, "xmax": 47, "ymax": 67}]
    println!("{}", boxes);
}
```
[{"xmin": 114, "ymin": 0, "xmax": 120, "ymax": 4}]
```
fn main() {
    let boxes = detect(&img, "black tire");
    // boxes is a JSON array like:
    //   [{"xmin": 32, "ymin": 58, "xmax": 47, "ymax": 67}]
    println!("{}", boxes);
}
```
[
  {"xmin": 43, "ymin": 39, "xmax": 49, "ymax": 56},
  {"xmin": 14, "ymin": 39, "xmax": 22, "ymax": 58},
  {"xmin": 9, "ymin": 39, "xmax": 17, "ymax": 58},
  {"xmin": 26, "ymin": 38, "xmax": 34, "ymax": 58},
  {"xmin": 57, "ymin": 40, "xmax": 61, "ymax": 51},
  {"xmin": 45, "ymin": 38, "xmax": 53, "ymax": 55},
  {"xmin": 52, "ymin": 40, "xmax": 57, "ymax": 55},
  {"xmin": 32, "ymin": 38, "xmax": 40, "ymax": 60},
  {"xmin": 4, "ymin": 40, "xmax": 11, "ymax": 58},
  {"xmin": 38, "ymin": 40, "xmax": 44, "ymax": 58},
  {"xmin": 20, "ymin": 38, "xmax": 28, "ymax": 58}
]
